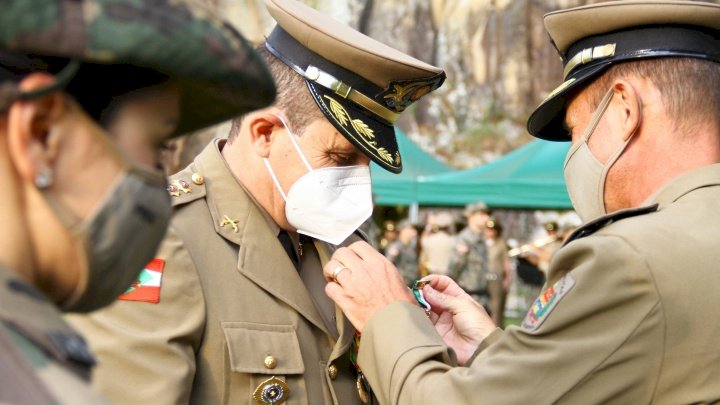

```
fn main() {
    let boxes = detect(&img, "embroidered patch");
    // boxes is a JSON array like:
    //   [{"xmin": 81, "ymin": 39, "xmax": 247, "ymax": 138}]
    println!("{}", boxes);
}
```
[
  {"xmin": 522, "ymin": 273, "xmax": 575, "ymax": 331},
  {"xmin": 118, "ymin": 259, "xmax": 165, "ymax": 303}
]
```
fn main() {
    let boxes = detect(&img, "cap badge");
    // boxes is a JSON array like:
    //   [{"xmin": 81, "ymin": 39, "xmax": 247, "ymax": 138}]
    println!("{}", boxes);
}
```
[
  {"xmin": 323, "ymin": 95, "xmax": 394, "ymax": 164},
  {"xmin": 253, "ymin": 376, "xmax": 290, "ymax": 404},
  {"xmin": 378, "ymin": 73, "xmax": 445, "ymax": 113}
]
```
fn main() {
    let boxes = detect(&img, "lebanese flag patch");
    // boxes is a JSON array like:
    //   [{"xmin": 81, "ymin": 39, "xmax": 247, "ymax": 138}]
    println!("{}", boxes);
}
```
[{"xmin": 118, "ymin": 259, "xmax": 165, "ymax": 304}]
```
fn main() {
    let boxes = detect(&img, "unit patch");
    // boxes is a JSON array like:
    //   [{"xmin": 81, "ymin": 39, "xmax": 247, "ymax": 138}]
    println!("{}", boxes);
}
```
[
  {"xmin": 118, "ymin": 259, "xmax": 165, "ymax": 304},
  {"xmin": 522, "ymin": 273, "xmax": 575, "ymax": 331}
]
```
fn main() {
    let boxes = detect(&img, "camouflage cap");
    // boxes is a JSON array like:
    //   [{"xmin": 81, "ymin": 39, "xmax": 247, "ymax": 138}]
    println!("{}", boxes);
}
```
[{"xmin": 0, "ymin": 0, "xmax": 276, "ymax": 136}]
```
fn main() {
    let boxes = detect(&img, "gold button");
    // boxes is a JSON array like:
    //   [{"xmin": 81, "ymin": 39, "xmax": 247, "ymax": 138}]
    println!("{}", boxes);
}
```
[
  {"xmin": 191, "ymin": 173, "xmax": 205, "ymax": 185},
  {"xmin": 328, "ymin": 363, "xmax": 338, "ymax": 380},
  {"xmin": 264, "ymin": 355, "xmax": 277, "ymax": 370}
]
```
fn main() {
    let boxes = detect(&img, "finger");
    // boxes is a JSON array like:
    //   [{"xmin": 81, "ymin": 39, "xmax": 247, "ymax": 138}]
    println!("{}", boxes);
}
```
[
  {"xmin": 331, "ymin": 246, "xmax": 365, "ymax": 273},
  {"xmin": 333, "ymin": 265, "xmax": 352, "ymax": 285},
  {"xmin": 323, "ymin": 258, "xmax": 345, "ymax": 282},
  {"xmin": 426, "ymin": 275, "xmax": 467, "ymax": 297},
  {"xmin": 348, "ymin": 240, "xmax": 383, "ymax": 261},
  {"xmin": 423, "ymin": 285, "xmax": 462, "ymax": 314},
  {"xmin": 325, "ymin": 280, "xmax": 347, "ymax": 303}
]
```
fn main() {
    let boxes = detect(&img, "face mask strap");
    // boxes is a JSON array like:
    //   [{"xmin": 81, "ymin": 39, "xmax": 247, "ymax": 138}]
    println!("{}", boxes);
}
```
[
  {"xmin": 274, "ymin": 114, "xmax": 313, "ymax": 172},
  {"xmin": 581, "ymin": 87, "xmax": 615, "ymax": 143},
  {"xmin": 263, "ymin": 158, "xmax": 288, "ymax": 201}
]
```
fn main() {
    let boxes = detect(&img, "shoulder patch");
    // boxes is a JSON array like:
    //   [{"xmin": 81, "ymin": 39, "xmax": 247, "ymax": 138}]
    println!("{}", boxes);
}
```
[
  {"xmin": 522, "ymin": 273, "xmax": 575, "ymax": 331},
  {"xmin": 118, "ymin": 259, "xmax": 165, "ymax": 304}
]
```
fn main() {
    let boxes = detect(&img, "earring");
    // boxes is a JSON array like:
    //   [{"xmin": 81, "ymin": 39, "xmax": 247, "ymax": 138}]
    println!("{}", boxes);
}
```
[{"xmin": 35, "ymin": 168, "xmax": 54, "ymax": 189}]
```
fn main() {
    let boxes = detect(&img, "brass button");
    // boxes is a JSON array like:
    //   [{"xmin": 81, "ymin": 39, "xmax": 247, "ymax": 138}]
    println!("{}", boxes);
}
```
[
  {"xmin": 264, "ymin": 355, "xmax": 277, "ymax": 370},
  {"xmin": 328, "ymin": 363, "xmax": 338, "ymax": 380},
  {"xmin": 191, "ymin": 173, "xmax": 205, "ymax": 185}
]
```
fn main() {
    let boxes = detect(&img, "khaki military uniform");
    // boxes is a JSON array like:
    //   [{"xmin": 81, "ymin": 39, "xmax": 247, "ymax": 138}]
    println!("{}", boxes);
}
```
[
  {"xmin": 448, "ymin": 227, "xmax": 489, "ymax": 303},
  {"xmin": 357, "ymin": 165, "xmax": 720, "ymax": 404},
  {"xmin": 485, "ymin": 237, "xmax": 508, "ymax": 325},
  {"xmin": 70, "ymin": 140, "xmax": 366, "ymax": 405},
  {"xmin": 419, "ymin": 232, "xmax": 455, "ymax": 276},
  {"xmin": 385, "ymin": 240, "xmax": 418, "ymax": 286},
  {"xmin": 0, "ymin": 266, "xmax": 107, "ymax": 405}
]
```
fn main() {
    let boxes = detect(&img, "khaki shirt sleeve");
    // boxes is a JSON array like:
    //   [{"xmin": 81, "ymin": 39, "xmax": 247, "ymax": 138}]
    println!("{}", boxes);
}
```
[
  {"xmin": 358, "ymin": 235, "xmax": 662, "ymax": 404},
  {"xmin": 68, "ymin": 225, "xmax": 205, "ymax": 405}
]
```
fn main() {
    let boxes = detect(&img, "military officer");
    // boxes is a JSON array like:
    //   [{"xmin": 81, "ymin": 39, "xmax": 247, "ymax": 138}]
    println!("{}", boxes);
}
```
[
  {"xmin": 0, "ymin": 0, "xmax": 273, "ymax": 403},
  {"xmin": 484, "ymin": 218, "xmax": 510, "ymax": 326},
  {"xmin": 69, "ymin": 0, "xmax": 445, "ymax": 404},
  {"xmin": 322, "ymin": 1, "xmax": 720, "ymax": 403},
  {"xmin": 385, "ymin": 220, "xmax": 419, "ymax": 286},
  {"xmin": 448, "ymin": 202, "xmax": 491, "ymax": 306}
]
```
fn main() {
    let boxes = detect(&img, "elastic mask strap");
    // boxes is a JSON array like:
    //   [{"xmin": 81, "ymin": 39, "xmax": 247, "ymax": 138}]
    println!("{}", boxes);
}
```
[
  {"xmin": 40, "ymin": 189, "xmax": 83, "ymax": 234},
  {"xmin": 275, "ymin": 114, "xmax": 313, "ymax": 172},
  {"xmin": 263, "ymin": 158, "xmax": 288, "ymax": 201},
  {"xmin": 0, "ymin": 59, "xmax": 81, "ymax": 113},
  {"xmin": 581, "ymin": 88, "xmax": 615, "ymax": 143}
]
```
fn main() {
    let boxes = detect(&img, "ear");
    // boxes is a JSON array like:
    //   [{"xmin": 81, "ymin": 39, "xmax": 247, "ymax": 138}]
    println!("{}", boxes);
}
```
[
  {"xmin": 246, "ymin": 110, "xmax": 284, "ymax": 158},
  {"xmin": 610, "ymin": 79, "xmax": 643, "ymax": 141},
  {"xmin": 6, "ymin": 73, "xmax": 66, "ymax": 186}
]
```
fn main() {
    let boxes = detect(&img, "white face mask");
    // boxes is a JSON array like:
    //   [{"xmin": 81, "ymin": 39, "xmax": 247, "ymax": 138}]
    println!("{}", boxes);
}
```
[
  {"xmin": 563, "ymin": 88, "xmax": 638, "ymax": 223},
  {"xmin": 263, "ymin": 115, "xmax": 373, "ymax": 245}
]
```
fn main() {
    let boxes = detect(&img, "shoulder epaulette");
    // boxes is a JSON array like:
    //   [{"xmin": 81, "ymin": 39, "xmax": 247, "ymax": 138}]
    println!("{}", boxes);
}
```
[{"xmin": 167, "ymin": 164, "xmax": 207, "ymax": 208}]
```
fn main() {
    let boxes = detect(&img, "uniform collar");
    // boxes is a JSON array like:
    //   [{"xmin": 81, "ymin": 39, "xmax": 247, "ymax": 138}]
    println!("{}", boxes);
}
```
[
  {"xmin": 642, "ymin": 163, "xmax": 720, "ymax": 209},
  {"xmin": 195, "ymin": 139, "xmax": 301, "ymax": 251},
  {"xmin": 565, "ymin": 164, "xmax": 720, "ymax": 244}
]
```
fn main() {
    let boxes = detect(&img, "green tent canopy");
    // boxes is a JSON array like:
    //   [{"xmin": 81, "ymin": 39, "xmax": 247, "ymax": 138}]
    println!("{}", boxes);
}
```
[
  {"xmin": 417, "ymin": 140, "xmax": 572, "ymax": 209},
  {"xmin": 370, "ymin": 130, "xmax": 452, "ymax": 205}
]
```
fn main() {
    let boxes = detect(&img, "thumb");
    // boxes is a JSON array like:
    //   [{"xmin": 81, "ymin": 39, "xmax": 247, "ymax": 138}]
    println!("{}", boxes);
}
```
[{"xmin": 424, "ymin": 286, "xmax": 460, "ymax": 314}]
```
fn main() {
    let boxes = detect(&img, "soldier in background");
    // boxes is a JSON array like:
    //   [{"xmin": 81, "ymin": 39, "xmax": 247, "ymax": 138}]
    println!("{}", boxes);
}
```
[
  {"xmin": 484, "ymin": 218, "xmax": 511, "ymax": 327},
  {"xmin": 385, "ymin": 220, "xmax": 419, "ymax": 286},
  {"xmin": 378, "ymin": 220, "xmax": 398, "ymax": 254},
  {"xmin": 448, "ymin": 202, "xmax": 490, "ymax": 306},
  {"xmin": 0, "ymin": 0, "xmax": 273, "ymax": 403},
  {"xmin": 419, "ymin": 211, "xmax": 456, "ymax": 277}
]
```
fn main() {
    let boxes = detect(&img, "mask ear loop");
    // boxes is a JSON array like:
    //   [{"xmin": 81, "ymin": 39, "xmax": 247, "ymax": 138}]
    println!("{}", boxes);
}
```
[
  {"xmin": 274, "ymin": 114, "xmax": 313, "ymax": 172},
  {"xmin": 581, "ymin": 87, "xmax": 615, "ymax": 143},
  {"xmin": 263, "ymin": 158, "xmax": 288, "ymax": 201}
]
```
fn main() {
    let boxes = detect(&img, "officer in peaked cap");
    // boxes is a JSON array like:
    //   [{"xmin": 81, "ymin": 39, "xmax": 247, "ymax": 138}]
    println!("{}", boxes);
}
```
[
  {"xmin": 318, "ymin": 1, "xmax": 720, "ymax": 404},
  {"xmin": 70, "ymin": 0, "xmax": 445, "ymax": 404},
  {"xmin": 0, "ymin": 0, "xmax": 273, "ymax": 403}
]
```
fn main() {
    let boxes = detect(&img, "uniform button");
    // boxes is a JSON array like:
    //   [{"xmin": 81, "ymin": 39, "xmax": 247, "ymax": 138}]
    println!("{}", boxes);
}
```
[
  {"xmin": 328, "ymin": 363, "xmax": 338, "ymax": 380},
  {"xmin": 191, "ymin": 173, "xmax": 205, "ymax": 185},
  {"xmin": 264, "ymin": 355, "xmax": 277, "ymax": 369}
]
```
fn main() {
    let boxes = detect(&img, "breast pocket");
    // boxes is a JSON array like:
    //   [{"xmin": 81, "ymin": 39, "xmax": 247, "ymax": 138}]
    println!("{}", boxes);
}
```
[{"xmin": 222, "ymin": 322, "xmax": 308, "ymax": 405}]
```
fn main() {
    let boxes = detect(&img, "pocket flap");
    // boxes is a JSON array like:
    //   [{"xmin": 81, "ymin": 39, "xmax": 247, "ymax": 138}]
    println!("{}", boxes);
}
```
[{"xmin": 222, "ymin": 322, "xmax": 305, "ymax": 375}]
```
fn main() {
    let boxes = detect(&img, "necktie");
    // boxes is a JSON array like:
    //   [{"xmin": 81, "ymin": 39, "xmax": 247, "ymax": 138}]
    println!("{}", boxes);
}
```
[{"xmin": 278, "ymin": 230, "xmax": 300, "ymax": 271}]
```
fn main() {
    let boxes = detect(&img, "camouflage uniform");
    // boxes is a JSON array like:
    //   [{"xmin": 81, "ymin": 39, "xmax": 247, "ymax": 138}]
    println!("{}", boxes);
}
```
[
  {"xmin": 385, "ymin": 240, "xmax": 418, "ymax": 286},
  {"xmin": 448, "ymin": 227, "xmax": 489, "ymax": 305},
  {"xmin": 0, "ymin": 0, "xmax": 272, "ymax": 403},
  {"xmin": 0, "ymin": 266, "xmax": 107, "ymax": 405}
]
